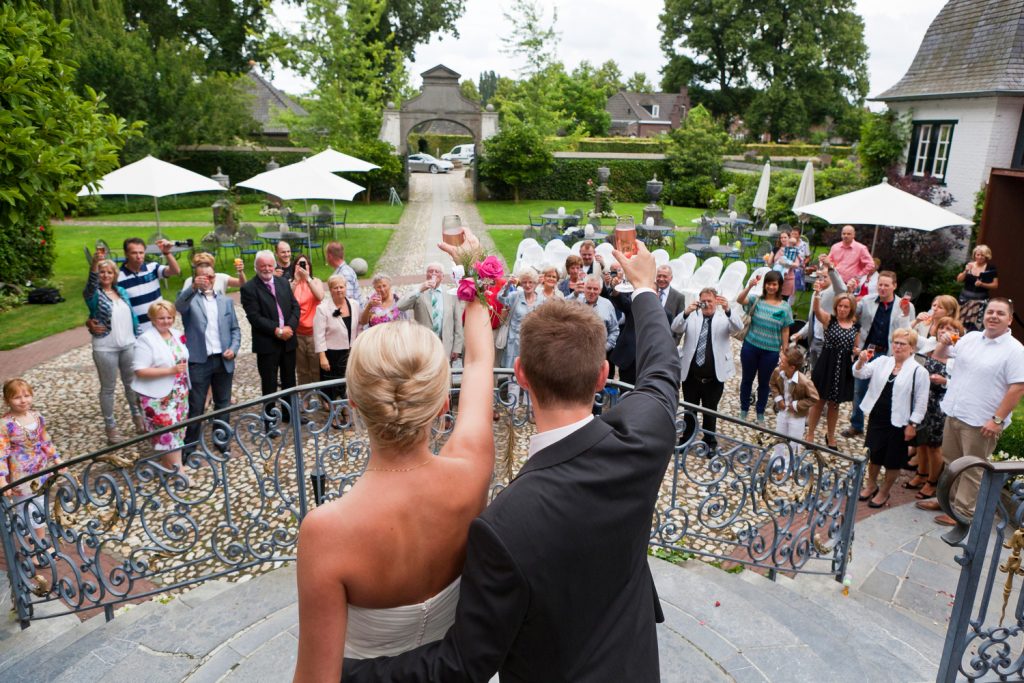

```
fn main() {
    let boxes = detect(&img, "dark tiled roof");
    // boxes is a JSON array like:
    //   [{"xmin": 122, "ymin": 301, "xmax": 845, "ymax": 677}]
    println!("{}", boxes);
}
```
[
  {"xmin": 606, "ymin": 91, "xmax": 684, "ymax": 122},
  {"xmin": 876, "ymin": 0, "xmax": 1024, "ymax": 100},
  {"xmin": 244, "ymin": 70, "xmax": 309, "ymax": 135}
]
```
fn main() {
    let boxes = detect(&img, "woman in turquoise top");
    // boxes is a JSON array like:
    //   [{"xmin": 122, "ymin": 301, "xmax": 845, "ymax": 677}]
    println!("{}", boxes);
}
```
[{"xmin": 736, "ymin": 270, "xmax": 793, "ymax": 424}]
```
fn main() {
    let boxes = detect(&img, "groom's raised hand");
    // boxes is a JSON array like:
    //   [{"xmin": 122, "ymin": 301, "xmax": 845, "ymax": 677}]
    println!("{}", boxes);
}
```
[{"xmin": 612, "ymin": 240, "xmax": 656, "ymax": 291}]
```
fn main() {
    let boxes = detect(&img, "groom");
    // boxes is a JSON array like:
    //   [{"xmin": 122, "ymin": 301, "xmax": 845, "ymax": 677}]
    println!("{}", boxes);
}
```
[{"xmin": 343, "ymin": 242, "xmax": 680, "ymax": 682}]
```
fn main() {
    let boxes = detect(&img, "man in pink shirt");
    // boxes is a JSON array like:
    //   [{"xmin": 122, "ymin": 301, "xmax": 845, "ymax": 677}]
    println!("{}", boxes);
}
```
[{"xmin": 827, "ymin": 225, "xmax": 874, "ymax": 283}]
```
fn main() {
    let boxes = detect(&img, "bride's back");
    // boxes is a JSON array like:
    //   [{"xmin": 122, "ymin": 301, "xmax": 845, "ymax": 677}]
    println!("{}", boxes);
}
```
[{"xmin": 315, "ymin": 320, "xmax": 493, "ymax": 608}]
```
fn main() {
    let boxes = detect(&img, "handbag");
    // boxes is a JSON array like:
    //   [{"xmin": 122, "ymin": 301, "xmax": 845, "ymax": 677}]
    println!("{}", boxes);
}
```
[
  {"xmin": 733, "ymin": 297, "xmax": 756, "ymax": 341},
  {"xmin": 494, "ymin": 310, "xmax": 512, "ymax": 350}
]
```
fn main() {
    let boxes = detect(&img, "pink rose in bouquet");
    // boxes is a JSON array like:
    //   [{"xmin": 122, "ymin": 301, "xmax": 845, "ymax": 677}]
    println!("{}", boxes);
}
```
[
  {"xmin": 456, "ymin": 278, "xmax": 478, "ymax": 302},
  {"xmin": 474, "ymin": 256, "xmax": 504, "ymax": 280}
]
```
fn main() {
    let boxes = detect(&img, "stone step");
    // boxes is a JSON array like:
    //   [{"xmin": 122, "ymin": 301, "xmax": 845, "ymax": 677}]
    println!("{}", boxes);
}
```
[
  {"xmin": 0, "ymin": 568, "xmax": 297, "ymax": 683},
  {"xmin": 1, "ymin": 535, "xmax": 953, "ymax": 682},
  {"xmin": 650, "ymin": 557, "xmax": 942, "ymax": 682}
]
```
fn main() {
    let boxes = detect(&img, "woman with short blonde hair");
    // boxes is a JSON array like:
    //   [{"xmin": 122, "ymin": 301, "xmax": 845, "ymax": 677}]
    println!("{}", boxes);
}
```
[
  {"xmin": 180, "ymin": 251, "xmax": 246, "ymax": 294},
  {"xmin": 956, "ymin": 244, "xmax": 998, "ymax": 331}
]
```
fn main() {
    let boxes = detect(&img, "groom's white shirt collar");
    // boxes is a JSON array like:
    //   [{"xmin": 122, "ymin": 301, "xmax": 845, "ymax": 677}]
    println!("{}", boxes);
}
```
[{"xmin": 528, "ymin": 415, "xmax": 594, "ymax": 458}]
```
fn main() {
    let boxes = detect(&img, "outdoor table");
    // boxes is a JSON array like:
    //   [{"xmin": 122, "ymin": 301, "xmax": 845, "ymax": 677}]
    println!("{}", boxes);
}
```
[
  {"xmin": 144, "ymin": 244, "xmax": 190, "ymax": 256},
  {"xmin": 259, "ymin": 230, "xmax": 308, "ymax": 241},
  {"xmin": 700, "ymin": 244, "xmax": 741, "ymax": 258},
  {"xmin": 749, "ymin": 229, "xmax": 780, "ymax": 239},
  {"xmin": 639, "ymin": 225, "xmax": 675, "ymax": 250},
  {"xmin": 540, "ymin": 212, "xmax": 580, "ymax": 226}
]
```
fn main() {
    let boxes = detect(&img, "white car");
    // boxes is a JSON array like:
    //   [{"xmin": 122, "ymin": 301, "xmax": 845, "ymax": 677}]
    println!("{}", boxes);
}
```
[
  {"xmin": 441, "ymin": 144, "xmax": 475, "ymax": 165},
  {"xmin": 408, "ymin": 153, "xmax": 453, "ymax": 174}
]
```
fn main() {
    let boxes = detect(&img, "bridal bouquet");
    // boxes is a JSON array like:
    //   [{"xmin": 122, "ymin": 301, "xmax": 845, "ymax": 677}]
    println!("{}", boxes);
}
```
[{"xmin": 454, "ymin": 249, "xmax": 505, "ymax": 311}]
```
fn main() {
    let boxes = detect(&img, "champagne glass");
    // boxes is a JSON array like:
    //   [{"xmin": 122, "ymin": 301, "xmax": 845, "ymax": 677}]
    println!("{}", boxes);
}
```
[
  {"xmin": 613, "ymin": 216, "xmax": 636, "ymax": 294},
  {"xmin": 442, "ymin": 215, "xmax": 464, "ymax": 246}
]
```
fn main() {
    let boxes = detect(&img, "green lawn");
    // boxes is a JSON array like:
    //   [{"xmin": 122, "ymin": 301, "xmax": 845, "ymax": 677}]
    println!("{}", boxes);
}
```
[
  {"xmin": 82, "ymin": 200, "xmax": 405, "ymax": 225},
  {"xmin": 476, "ymin": 200, "xmax": 705, "ymax": 227},
  {"xmin": 0, "ymin": 225, "xmax": 394, "ymax": 350}
]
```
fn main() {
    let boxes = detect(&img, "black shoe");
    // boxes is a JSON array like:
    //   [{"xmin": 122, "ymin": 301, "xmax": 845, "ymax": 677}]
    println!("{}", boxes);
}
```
[{"xmin": 840, "ymin": 427, "xmax": 863, "ymax": 438}]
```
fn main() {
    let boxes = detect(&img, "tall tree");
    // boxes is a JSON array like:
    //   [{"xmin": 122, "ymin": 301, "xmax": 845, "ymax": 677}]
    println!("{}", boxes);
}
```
[
  {"xmin": 43, "ymin": 0, "xmax": 257, "ymax": 160},
  {"xmin": 664, "ymin": 104, "xmax": 728, "ymax": 207},
  {"xmin": 122, "ymin": 0, "xmax": 270, "ymax": 72},
  {"xmin": 659, "ymin": 0, "xmax": 868, "ymax": 138},
  {"xmin": 624, "ymin": 72, "xmax": 654, "ymax": 93},
  {"xmin": 460, "ymin": 79, "xmax": 481, "ymax": 102},
  {"xmin": 478, "ymin": 70, "xmax": 499, "ymax": 105},
  {"xmin": 478, "ymin": 119, "xmax": 554, "ymax": 202},
  {"xmin": 594, "ymin": 60, "xmax": 625, "ymax": 97},
  {"xmin": 1, "ymin": 2, "xmax": 138, "ymax": 283},
  {"xmin": 501, "ymin": 0, "xmax": 559, "ymax": 77}
]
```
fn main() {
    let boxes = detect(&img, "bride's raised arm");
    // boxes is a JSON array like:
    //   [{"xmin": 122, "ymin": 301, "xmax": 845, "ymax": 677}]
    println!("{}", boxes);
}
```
[{"xmin": 438, "ymin": 230, "xmax": 496, "ymax": 480}]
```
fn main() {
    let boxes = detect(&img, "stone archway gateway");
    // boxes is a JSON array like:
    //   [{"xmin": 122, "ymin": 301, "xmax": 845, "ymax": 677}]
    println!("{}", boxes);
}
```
[{"xmin": 379, "ymin": 64, "xmax": 499, "ymax": 198}]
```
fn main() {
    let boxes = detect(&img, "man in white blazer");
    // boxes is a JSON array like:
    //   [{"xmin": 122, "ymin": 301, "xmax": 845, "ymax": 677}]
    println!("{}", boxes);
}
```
[
  {"xmin": 672, "ymin": 286, "xmax": 743, "ymax": 450},
  {"xmin": 175, "ymin": 261, "xmax": 241, "ymax": 453},
  {"xmin": 397, "ymin": 262, "xmax": 464, "ymax": 361}
]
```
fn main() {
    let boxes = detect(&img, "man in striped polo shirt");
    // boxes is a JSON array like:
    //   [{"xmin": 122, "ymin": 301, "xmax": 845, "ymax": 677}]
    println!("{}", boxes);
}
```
[{"xmin": 117, "ymin": 237, "xmax": 181, "ymax": 330}]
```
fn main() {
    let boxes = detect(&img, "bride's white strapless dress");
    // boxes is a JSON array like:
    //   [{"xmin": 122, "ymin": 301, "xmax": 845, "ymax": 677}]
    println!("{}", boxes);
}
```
[{"xmin": 345, "ymin": 577, "xmax": 461, "ymax": 659}]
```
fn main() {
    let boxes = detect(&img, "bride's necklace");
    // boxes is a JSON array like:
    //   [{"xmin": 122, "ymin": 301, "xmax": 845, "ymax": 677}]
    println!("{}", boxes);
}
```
[{"xmin": 364, "ymin": 457, "xmax": 433, "ymax": 473}]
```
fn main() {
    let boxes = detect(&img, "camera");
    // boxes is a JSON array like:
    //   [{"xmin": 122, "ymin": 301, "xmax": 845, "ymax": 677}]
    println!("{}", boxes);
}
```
[
  {"xmin": 174, "ymin": 239, "xmax": 194, "ymax": 248},
  {"xmin": 698, "ymin": 301, "xmax": 709, "ymax": 310}
]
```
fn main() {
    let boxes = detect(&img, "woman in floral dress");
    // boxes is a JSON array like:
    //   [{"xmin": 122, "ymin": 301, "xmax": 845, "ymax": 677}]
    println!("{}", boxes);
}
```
[
  {"xmin": 132, "ymin": 300, "xmax": 190, "ymax": 477},
  {"xmin": 359, "ymin": 273, "xmax": 404, "ymax": 328}
]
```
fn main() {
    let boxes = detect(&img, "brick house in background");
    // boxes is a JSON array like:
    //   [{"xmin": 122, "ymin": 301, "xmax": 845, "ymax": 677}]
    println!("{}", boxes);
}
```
[
  {"xmin": 244, "ymin": 68, "xmax": 309, "ymax": 143},
  {"xmin": 873, "ymin": 0, "xmax": 1024, "ymax": 219},
  {"xmin": 605, "ymin": 89, "xmax": 690, "ymax": 137}
]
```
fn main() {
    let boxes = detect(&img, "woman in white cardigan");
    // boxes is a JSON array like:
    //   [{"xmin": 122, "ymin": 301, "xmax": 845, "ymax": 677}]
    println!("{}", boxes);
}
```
[
  {"xmin": 853, "ymin": 327, "xmax": 928, "ymax": 508},
  {"xmin": 132, "ymin": 300, "xmax": 190, "ymax": 476},
  {"xmin": 313, "ymin": 275, "xmax": 361, "ymax": 408}
]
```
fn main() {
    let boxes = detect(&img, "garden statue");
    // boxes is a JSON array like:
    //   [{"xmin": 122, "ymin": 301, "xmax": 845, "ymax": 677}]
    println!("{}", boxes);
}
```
[{"xmin": 642, "ymin": 175, "xmax": 664, "ymax": 226}]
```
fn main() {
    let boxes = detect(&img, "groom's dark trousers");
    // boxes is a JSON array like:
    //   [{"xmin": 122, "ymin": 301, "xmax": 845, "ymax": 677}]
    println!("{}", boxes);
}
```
[{"xmin": 342, "ymin": 291, "xmax": 680, "ymax": 682}]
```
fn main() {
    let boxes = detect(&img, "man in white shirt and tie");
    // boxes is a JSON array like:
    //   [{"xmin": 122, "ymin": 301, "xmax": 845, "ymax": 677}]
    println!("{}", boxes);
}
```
[
  {"xmin": 397, "ymin": 262, "xmax": 464, "ymax": 362},
  {"xmin": 672, "ymin": 287, "xmax": 743, "ymax": 450}
]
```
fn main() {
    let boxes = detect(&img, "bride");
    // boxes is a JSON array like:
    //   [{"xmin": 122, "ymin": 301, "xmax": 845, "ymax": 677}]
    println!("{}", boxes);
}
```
[{"xmin": 292, "ymin": 230, "xmax": 496, "ymax": 682}]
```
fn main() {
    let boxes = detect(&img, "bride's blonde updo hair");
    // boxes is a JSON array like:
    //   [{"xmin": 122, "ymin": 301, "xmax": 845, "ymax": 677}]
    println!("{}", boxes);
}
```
[{"xmin": 346, "ymin": 320, "xmax": 450, "ymax": 448}]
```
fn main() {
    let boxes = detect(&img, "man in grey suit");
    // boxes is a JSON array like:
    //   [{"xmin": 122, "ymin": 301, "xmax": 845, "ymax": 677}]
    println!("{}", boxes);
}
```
[
  {"xmin": 397, "ymin": 262, "xmax": 464, "ymax": 361},
  {"xmin": 175, "ymin": 261, "xmax": 241, "ymax": 452},
  {"xmin": 656, "ymin": 265, "xmax": 686, "ymax": 343}
]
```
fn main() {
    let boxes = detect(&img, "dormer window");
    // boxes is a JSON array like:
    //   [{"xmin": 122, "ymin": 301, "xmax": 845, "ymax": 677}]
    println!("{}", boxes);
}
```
[{"xmin": 651, "ymin": 104, "xmax": 659, "ymax": 118}]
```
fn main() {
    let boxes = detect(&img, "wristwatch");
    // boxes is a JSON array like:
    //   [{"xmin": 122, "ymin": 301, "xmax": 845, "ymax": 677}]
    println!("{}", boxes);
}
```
[{"xmin": 993, "ymin": 415, "xmax": 1005, "ymax": 426}]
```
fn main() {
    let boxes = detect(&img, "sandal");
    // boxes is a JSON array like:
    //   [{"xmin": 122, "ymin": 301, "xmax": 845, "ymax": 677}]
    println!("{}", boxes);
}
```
[
  {"xmin": 916, "ymin": 480, "xmax": 938, "ymax": 500},
  {"xmin": 858, "ymin": 486, "xmax": 879, "ymax": 502},
  {"xmin": 868, "ymin": 494, "xmax": 891, "ymax": 509},
  {"xmin": 903, "ymin": 474, "xmax": 926, "ymax": 490}
]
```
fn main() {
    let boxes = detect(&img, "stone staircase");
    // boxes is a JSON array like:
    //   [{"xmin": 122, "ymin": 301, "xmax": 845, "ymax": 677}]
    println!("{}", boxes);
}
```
[{"xmin": 0, "ymin": 504, "xmax": 954, "ymax": 682}]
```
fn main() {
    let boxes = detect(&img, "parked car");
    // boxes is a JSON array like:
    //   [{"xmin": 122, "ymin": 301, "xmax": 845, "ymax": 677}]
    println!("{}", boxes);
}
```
[
  {"xmin": 441, "ymin": 144, "xmax": 475, "ymax": 165},
  {"xmin": 407, "ymin": 153, "xmax": 453, "ymax": 174}
]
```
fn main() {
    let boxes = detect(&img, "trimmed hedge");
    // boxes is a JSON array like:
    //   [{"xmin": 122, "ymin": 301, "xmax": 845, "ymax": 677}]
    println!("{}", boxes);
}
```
[
  {"xmin": 483, "ymin": 158, "xmax": 669, "ymax": 202},
  {"xmin": 741, "ymin": 143, "xmax": 853, "ymax": 159},
  {"xmin": 73, "ymin": 192, "xmax": 253, "ymax": 217},
  {"xmin": 574, "ymin": 138, "xmax": 668, "ymax": 154}
]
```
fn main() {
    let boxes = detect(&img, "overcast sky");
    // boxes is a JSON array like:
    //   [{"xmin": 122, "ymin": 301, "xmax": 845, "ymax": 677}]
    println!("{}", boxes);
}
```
[{"xmin": 269, "ymin": 0, "xmax": 948, "ymax": 104}]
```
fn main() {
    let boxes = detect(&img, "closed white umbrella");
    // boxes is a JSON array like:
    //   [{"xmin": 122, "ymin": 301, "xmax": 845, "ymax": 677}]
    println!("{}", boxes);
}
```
[
  {"xmin": 237, "ymin": 163, "xmax": 365, "ymax": 202},
  {"xmin": 299, "ymin": 148, "xmax": 380, "ymax": 173},
  {"xmin": 796, "ymin": 180, "xmax": 973, "ymax": 253},
  {"xmin": 792, "ymin": 161, "xmax": 816, "ymax": 220},
  {"xmin": 78, "ymin": 155, "xmax": 226, "ymax": 236},
  {"xmin": 752, "ymin": 161, "xmax": 771, "ymax": 216}
]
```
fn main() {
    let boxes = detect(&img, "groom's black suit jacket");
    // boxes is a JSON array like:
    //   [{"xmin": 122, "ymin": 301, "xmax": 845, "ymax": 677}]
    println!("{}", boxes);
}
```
[{"xmin": 343, "ymin": 291, "xmax": 680, "ymax": 682}]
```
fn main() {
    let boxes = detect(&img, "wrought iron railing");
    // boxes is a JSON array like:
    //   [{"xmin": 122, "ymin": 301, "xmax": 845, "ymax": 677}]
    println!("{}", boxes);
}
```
[
  {"xmin": 936, "ymin": 456, "xmax": 1024, "ymax": 682},
  {"xmin": 1, "ymin": 372, "xmax": 865, "ymax": 628}
]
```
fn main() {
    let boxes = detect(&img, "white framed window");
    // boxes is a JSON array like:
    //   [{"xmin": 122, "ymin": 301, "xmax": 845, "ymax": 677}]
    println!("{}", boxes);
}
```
[
  {"xmin": 912, "ymin": 124, "xmax": 932, "ymax": 176},
  {"xmin": 651, "ymin": 104, "xmax": 660, "ymax": 118},
  {"xmin": 932, "ymin": 124, "xmax": 953, "ymax": 179},
  {"xmin": 907, "ymin": 121, "xmax": 956, "ymax": 182}
]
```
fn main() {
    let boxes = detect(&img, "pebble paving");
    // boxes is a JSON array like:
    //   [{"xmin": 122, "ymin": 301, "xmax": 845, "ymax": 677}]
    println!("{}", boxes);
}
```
[{"xmin": 10, "ymin": 173, "xmax": 877, "ymax": 618}]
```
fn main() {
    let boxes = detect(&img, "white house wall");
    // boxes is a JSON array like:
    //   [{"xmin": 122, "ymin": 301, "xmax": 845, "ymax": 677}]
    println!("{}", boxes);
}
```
[{"xmin": 890, "ymin": 96, "xmax": 1023, "ymax": 218}]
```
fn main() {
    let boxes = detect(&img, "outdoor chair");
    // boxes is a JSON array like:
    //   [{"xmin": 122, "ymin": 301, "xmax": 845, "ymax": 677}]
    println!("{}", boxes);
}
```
[
  {"xmin": 523, "ymin": 226, "xmax": 541, "ymax": 241},
  {"xmin": 198, "ymin": 235, "xmax": 219, "ymax": 261},
  {"xmin": 528, "ymin": 212, "xmax": 545, "ymax": 228},
  {"xmin": 335, "ymin": 208, "xmax": 348, "ymax": 237},
  {"xmin": 747, "ymin": 240, "xmax": 774, "ymax": 268},
  {"xmin": 746, "ymin": 267, "xmax": 771, "ymax": 298},
  {"xmin": 306, "ymin": 224, "xmax": 325, "ymax": 262},
  {"xmin": 717, "ymin": 261, "xmax": 749, "ymax": 303},
  {"xmin": 237, "ymin": 224, "xmax": 260, "ymax": 262},
  {"xmin": 538, "ymin": 225, "xmax": 560, "ymax": 244}
]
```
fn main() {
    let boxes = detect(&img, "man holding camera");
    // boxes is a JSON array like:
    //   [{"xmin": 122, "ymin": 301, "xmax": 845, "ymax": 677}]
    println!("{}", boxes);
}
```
[{"xmin": 672, "ymin": 287, "xmax": 743, "ymax": 450}]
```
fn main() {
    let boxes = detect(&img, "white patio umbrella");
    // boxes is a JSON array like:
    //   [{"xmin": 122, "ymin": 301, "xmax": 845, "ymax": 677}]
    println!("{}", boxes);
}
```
[
  {"xmin": 299, "ymin": 147, "xmax": 380, "ymax": 173},
  {"xmin": 792, "ymin": 162, "xmax": 816, "ymax": 221},
  {"xmin": 752, "ymin": 161, "xmax": 771, "ymax": 216},
  {"xmin": 77, "ymin": 155, "xmax": 226, "ymax": 237},
  {"xmin": 237, "ymin": 163, "xmax": 365, "ymax": 203},
  {"xmin": 297, "ymin": 148, "xmax": 378, "ymax": 216},
  {"xmin": 796, "ymin": 180, "xmax": 973, "ymax": 252}
]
